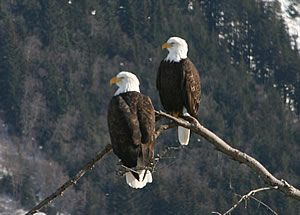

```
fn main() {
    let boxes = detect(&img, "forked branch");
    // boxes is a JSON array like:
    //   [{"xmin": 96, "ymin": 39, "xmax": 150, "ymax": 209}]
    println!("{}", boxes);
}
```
[
  {"xmin": 26, "ymin": 110, "xmax": 300, "ymax": 214},
  {"xmin": 212, "ymin": 186, "xmax": 279, "ymax": 215},
  {"xmin": 155, "ymin": 110, "xmax": 300, "ymax": 201},
  {"xmin": 116, "ymin": 146, "xmax": 183, "ymax": 176}
]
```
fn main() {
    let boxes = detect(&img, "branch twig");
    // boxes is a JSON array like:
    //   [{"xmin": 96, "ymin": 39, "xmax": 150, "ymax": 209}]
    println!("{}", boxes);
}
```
[
  {"xmin": 155, "ymin": 110, "xmax": 300, "ymax": 201},
  {"xmin": 152, "ymin": 146, "xmax": 183, "ymax": 172},
  {"xmin": 154, "ymin": 121, "xmax": 177, "ymax": 139},
  {"xmin": 116, "ymin": 165, "xmax": 153, "ymax": 177},
  {"xmin": 212, "ymin": 187, "xmax": 278, "ymax": 214},
  {"xmin": 25, "ymin": 144, "xmax": 113, "ymax": 215},
  {"xmin": 26, "ymin": 110, "xmax": 300, "ymax": 214},
  {"xmin": 249, "ymin": 195, "xmax": 279, "ymax": 215},
  {"xmin": 222, "ymin": 187, "xmax": 277, "ymax": 215},
  {"xmin": 211, "ymin": 212, "xmax": 222, "ymax": 215},
  {"xmin": 27, "ymin": 118, "xmax": 178, "ymax": 214}
]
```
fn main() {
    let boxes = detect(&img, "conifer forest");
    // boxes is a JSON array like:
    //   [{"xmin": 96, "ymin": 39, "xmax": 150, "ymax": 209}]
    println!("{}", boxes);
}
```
[{"xmin": 0, "ymin": 0, "xmax": 300, "ymax": 214}]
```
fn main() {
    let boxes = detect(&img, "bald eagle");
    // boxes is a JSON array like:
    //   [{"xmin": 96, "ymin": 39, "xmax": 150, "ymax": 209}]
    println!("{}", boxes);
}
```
[
  {"xmin": 108, "ymin": 71, "xmax": 155, "ymax": 189},
  {"xmin": 157, "ymin": 37, "xmax": 201, "ymax": 145}
]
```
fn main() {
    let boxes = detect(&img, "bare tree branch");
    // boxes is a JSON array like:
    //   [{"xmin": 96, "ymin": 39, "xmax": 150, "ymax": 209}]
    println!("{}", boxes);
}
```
[
  {"xmin": 249, "ymin": 195, "xmax": 279, "ymax": 215},
  {"xmin": 116, "ymin": 146, "xmax": 183, "ymax": 176},
  {"xmin": 154, "ymin": 122, "xmax": 177, "ymax": 139},
  {"xmin": 219, "ymin": 187, "xmax": 278, "ymax": 215},
  {"xmin": 116, "ymin": 165, "xmax": 153, "ymax": 177},
  {"xmin": 211, "ymin": 212, "xmax": 222, "ymax": 215},
  {"xmin": 152, "ymin": 146, "xmax": 183, "ymax": 171},
  {"xmin": 25, "ymin": 144, "xmax": 113, "ymax": 215},
  {"xmin": 26, "ymin": 118, "xmax": 177, "ymax": 214},
  {"xmin": 26, "ymin": 109, "xmax": 300, "ymax": 214},
  {"xmin": 155, "ymin": 110, "xmax": 300, "ymax": 201}
]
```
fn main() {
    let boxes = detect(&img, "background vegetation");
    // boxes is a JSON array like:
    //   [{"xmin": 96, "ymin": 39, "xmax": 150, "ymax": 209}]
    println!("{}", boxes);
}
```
[{"xmin": 0, "ymin": 0, "xmax": 299, "ymax": 214}]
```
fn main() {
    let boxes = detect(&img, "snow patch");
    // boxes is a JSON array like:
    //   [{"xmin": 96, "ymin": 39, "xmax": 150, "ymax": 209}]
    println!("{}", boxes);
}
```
[
  {"xmin": 91, "ymin": 10, "xmax": 96, "ymax": 15},
  {"xmin": 0, "ymin": 195, "xmax": 46, "ymax": 215},
  {"xmin": 265, "ymin": 0, "xmax": 300, "ymax": 50},
  {"xmin": 188, "ymin": 1, "xmax": 194, "ymax": 11}
]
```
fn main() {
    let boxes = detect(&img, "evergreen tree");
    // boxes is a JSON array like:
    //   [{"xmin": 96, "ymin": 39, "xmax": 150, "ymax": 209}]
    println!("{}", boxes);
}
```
[
  {"xmin": 0, "ymin": 1, "xmax": 299, "ymax": 214},
  {"xmin": 0, "ymin": 17, "xmax": 26, "ymax": 133}
]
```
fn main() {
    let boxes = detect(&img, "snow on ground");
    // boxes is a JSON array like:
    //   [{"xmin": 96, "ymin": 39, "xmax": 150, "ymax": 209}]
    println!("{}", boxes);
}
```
[
  {"xmin": 266, "ymin": 0, "xmax": 300, "ymax": 50},
  {"xmin": 0, "ymin": 118, "xmax": 12, "ymax": 179},
  {"xmin": 0, "ymin": 117, "xmax": 47, "ymax": 215},
  {"xmin": 0, "ymin": 119, "xmax": 25, "ymax": 214},
  {"xmin": 0, "ymin": 195, "xmax": 26, "ymax": 215},
  {"xmin": 0, "ymin": 195, "xmax": 47, "ymax": 215}
]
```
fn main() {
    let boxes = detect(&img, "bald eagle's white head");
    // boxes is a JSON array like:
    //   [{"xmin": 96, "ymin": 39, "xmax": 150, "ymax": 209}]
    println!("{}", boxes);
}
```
[
  {"xmin": 162, "ymin": 37, "xmax": 188, "ymax": 62},
  {"xmin": 110, "ymin": 71, "xmax": 140, "ymax": 96}
]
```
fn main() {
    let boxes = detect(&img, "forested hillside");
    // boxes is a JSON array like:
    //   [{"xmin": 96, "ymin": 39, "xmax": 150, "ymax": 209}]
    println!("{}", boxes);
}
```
[{"xmin": 0, "ymin": 0, "xmax": 299, "ymax": 214}]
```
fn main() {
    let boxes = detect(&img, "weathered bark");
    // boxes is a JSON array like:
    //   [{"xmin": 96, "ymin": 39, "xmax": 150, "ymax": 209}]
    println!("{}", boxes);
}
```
[
  {"xmin": 212, "ymin": 187, "xmax": 279, "ymax": 215},
  {"xmin": 26, "ymin": 110, "xmax": 300, "ymax": 214},
  {"xmin": 25, "ymin": 144, "xmax": 113, "ymax": 215},
  {"xmin": 155, "ymin": 110, "xmax": 300, "ymax": 201}
]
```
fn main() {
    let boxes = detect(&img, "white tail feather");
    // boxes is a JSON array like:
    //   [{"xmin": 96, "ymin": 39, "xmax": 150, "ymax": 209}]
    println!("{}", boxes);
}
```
[
  {"xmin": 125, "ymin": 170, "xmax": 152, "ymax": 189},
  {"xmin": 178, "ymin": 126, "xmax": 190, "ymax": 145},
  {"xmin": 125, "ymin": 157, "xmax": 152, "ymax": 189},
  {"xmin": 178, "ymin": 107, "xmax": 191, "ymax": 145}
]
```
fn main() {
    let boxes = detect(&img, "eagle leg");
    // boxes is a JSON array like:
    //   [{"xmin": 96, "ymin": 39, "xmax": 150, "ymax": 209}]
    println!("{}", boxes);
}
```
[{"xmin": 170, "ymin": 111, "xmax": 181, "ymax": 118}]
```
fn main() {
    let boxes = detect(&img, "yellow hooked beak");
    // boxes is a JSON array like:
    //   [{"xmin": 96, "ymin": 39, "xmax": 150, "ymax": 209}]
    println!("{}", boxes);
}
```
[
  {"xmin": 110, "ymin": 77, "xmax": 121, "ymax": 85},
  {"xmin": 162, "ymin": 42, "xmax": 172, "ymax": 49}
]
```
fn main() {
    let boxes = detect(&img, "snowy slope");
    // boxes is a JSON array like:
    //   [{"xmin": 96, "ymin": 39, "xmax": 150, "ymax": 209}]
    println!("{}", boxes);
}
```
[
  {"xmin": 0, "ymin": 119, "xmax": 27, "ymax": 214},
  {"xmin": 0, "ymin": 195, "xmax": 47, "ymax": 215},
  {"xmin": 0, "ymin": 117, "xmax": 49, "ymax": 215},
  {"xmin": 267, "ymin": 0, "xmax": 300, "ymax": 50}
]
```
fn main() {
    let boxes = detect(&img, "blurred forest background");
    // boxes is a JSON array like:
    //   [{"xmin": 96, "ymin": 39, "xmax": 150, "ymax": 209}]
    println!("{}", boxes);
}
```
[{"xmin": 0, "ymin": 0, "xmax": 300, "ymax": 214}]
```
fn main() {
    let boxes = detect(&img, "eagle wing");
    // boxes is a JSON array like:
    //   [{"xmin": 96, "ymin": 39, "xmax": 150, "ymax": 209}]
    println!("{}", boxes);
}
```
[
  {"xmin": 108, "ymin": 92, "xmax": 155, "ymax": 168},
  {"xmin": 107, "ymin": 94, "xmax": 141, "ymax": 168},
  {"xmin": 182, "ymin": 58, "xmax": 201, "ymax": 118},
  {"xmin": 137, "ymin": 95, "xmax": 155, "ymax": 165}
]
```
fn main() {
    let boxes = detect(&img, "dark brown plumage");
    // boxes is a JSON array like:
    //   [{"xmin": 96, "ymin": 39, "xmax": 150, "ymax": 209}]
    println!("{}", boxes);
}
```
[
  {"xmin": 156, "ymin": 36, "xmax": 201, "ymax": 145},
  {"xmin": 107, "ymin": 91, "xmax": 155, "ymax": 181},
  {"xmin": 157, "ymin": 58, "xmax": 201, "ymax": 118}
]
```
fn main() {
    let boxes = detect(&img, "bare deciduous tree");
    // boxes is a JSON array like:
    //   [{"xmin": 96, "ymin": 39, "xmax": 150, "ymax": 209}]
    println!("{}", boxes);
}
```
[{"xmin": 25, "ymin": 111, "xmax": 300, "ymax": 214}]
